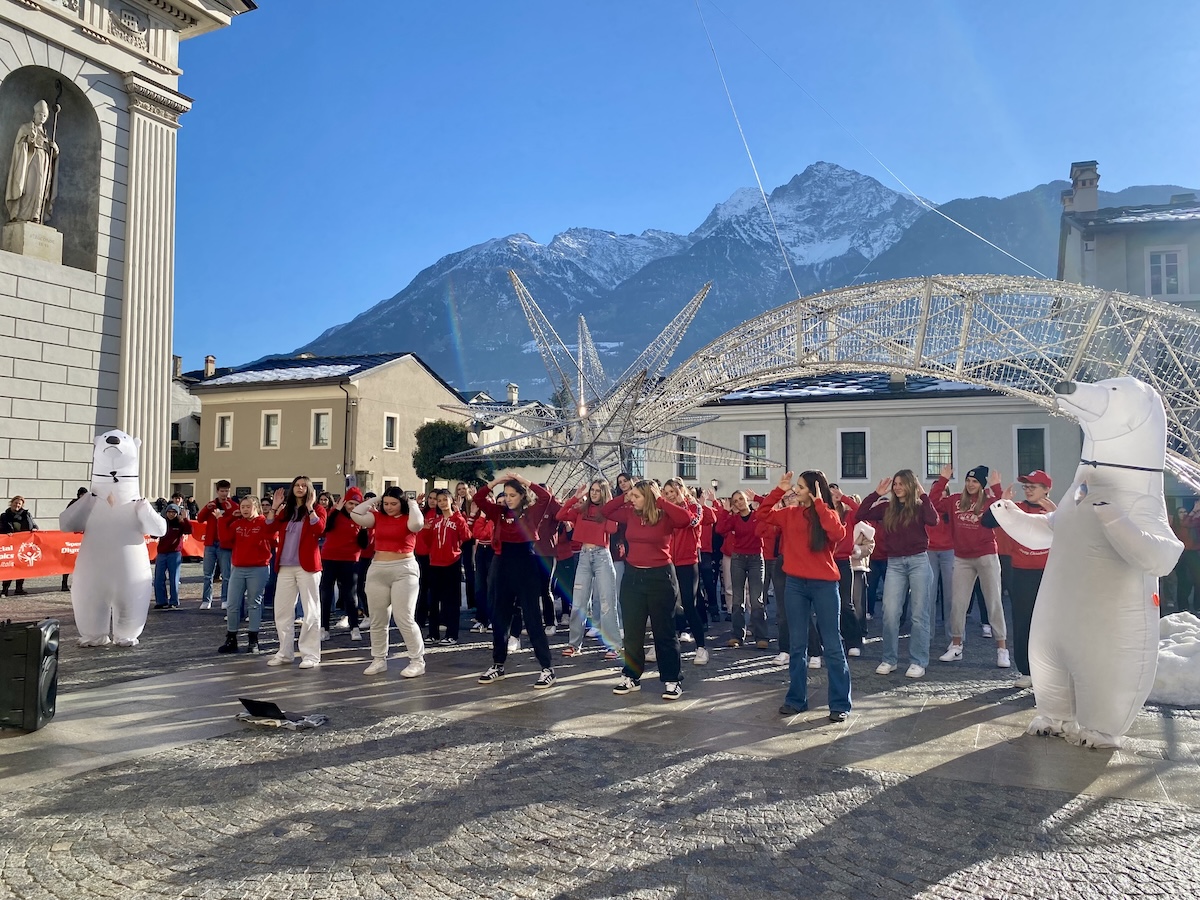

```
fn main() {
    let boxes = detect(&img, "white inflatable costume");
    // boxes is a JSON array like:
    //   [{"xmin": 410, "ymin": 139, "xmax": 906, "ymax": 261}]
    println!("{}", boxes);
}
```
[
  {"xmin": 990, "ymin": 378, "xmax": 1183, "ymax": 748},
  {"xmin": 59, "ymin": 430, "xmax": 166, "ymax": 647}
]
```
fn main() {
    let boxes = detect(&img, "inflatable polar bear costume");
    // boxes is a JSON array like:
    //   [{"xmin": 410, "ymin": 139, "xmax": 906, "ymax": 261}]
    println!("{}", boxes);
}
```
[
  {"xmin": 59, "ymin": 430, "xmax": 166, "ymax": 647},
  {"xmin": 991, "ymin": 378, "xmax": 1183, "ymax": 749}
]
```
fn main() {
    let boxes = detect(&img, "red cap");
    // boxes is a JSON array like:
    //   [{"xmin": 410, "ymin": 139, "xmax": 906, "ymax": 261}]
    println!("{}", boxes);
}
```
[
  {"xmin": 344, "ymin": 487, "xmax": 364, "ymax": 502},
  {"xmin": 1018, "ymin": 470, "xmax": 1052, "ymax": 488}
]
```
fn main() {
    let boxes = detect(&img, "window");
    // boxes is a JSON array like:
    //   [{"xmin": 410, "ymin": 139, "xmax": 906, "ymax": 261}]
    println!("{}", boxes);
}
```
[
  {"xmin": 383, "ymin": 479, "xmax": 398, "ymax": 490},
  {"xmin": 676, "ymin": 436, "xmax": 697, "ymax": 480},
  {"xmin": 1147, "ymin": 247, "xmax": 1187, "ymax": 297},
  {"xmin": 924, "ymin": 428, "xmax": 954, "ymax": 479},
  {"xmin": 261, "ymin": 411, "xmax": 281, "ymax": 449},
  {"xmin": 215, "ymin": 414, "xmax": 233, "ymax": 450},
  {"xmin": 170, "ymin": 422, "xmax": 180, "ymax": 442},
  {"xmin": 1016, "ymin": 427, "xmax": 1046, "ymax": 475},
  {"xmin": 311, "ymin": 409, "xmax": 332, "ymax": 449},
  {"xmin": 626, "ymin": 447, "xmax": 646, "ymax": 479},
  {"xmin": 742, "ymin": 433, "xmax": 767, "ymax": 481},
  {"xmin": 838, "ymin": 429, "xmax": 868, "ymax": 481},
  {"xmin": 384, "ymin": 414, "xmax": 399, "ymax": 451}
]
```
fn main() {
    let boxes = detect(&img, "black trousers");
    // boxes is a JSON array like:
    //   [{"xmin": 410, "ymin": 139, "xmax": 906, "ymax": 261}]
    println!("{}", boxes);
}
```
[
  {"xmin": 1010, "ymin": 567, "xmax": 1043, "ymax": 676},
  {"xmin": 699, "ymin": 551, "xmax": 720, "ymax": 621},
  {"xmin": 620, "ymin": 565, "xmax": 681, "ymax": 683},
  {"xmin": 473, "ymin": 544, "xmax": 494, "ymax": 625},
  {"xmin": 319, "ymin": 559, "xmax": 358, "ymax": 629},
  {"xmin": 673, "ymin": 562, "xmax": 706, "ymax": 647},
  {"xmin": 536, "ymin": 553, "xmax": 556, "ymax": 625},
  {"xmin": 491, "ymin": 547, "xmax": 552, "ymax": 669},
  {"xmin": 552, "ymin": 554, "xmax": 577, "ymax": 617},
  {"xmin": 415, "ymin": 554, "xmax": 432, "ymax": 632},
  {"xmin": 461, "ymin": 539, "xmax": 477, "ymax": 608},
  {"xmin": 354, "ymin": 557, "xmax": 371, "ymax": 614},
  {"xmin": 429, "ymin": 560, "xmax": 463, "ymax": 641}
]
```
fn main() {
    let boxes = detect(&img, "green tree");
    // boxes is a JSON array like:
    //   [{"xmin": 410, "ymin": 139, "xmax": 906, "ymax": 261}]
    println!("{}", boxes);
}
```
[{"xmin": 412, "ymin": 420, "xmax": 493, "ymax": 486}]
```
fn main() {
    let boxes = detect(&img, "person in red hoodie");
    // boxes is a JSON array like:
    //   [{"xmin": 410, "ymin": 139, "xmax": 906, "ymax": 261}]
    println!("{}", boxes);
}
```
[
  {"xmin": 217, "ymin": 495, "xmax": 274, "ymax": 655},
  {"xmin": 696, "ymin": 487, "xmax": 722, "ymax": 624},
  {"xmin": 196, "ymin": 480, "xmax": 237, "ymax": 610},
  {"xmin": 413, "ymin": 493, "xmax": 437, "ymax": 639},
  {"xmin": 557, "ymin": 480, "xmax": 619, "ymax": 658},
  {"xmin": 533, "ymin": 488, "xmax": 563, "ymax": 634},
  {"xmin": 318, "ymin": 487, "xmax": 364, "ymax": 642},
  {"xmin": 926, "ymin": 478, "xmax": 955, "ymax": 628},
  {"xmin": 264, "ymin": 476, "xmax": 327, "ymax": 669},
  {"xmin": 715, "ymin": 490, "xmax": 768, "ymax": 649},
  {"xmin": 663, "ymin": 478, "xmax": 710, "ymax": 666},
  {"xmin": 998, "ymin": 471, "xmax": 1056, "ymax": 687},
  {"xmin": 354, "ymin": 492, "xmax": 377, "ymax": 627},
  {"xmin": 469, "ymin": 501, "xmax": 495, "ymax": 631},
  {"xmin": 602, "ymin": 480, "xmax": 694, "ymax": 700},
  {"xmin": 757, "ymin": 470, "xmax": 849, "ymax": 722},
  {"xmin": 931, "ymin": 464, "xmax": 1010, "ymax": 667},
  {"xmin": 425, "ymin": 488, "xmax": 473, "ymax": 645}
]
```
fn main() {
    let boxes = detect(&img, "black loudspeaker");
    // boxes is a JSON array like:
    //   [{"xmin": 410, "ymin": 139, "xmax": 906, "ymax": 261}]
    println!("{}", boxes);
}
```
[{"xmin": 0, "ymin": 619, "xmax": 59, "ymax": 732}]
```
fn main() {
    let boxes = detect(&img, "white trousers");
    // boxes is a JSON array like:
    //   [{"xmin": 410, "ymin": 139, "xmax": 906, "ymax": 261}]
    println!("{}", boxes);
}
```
[
  {"xmin": 366, "ymin": 557, "xmax": 423, "ymax": 662},
  {"xmin": 949, "ymin": 553, "xmax": 1006, "ymax": 641},
  {"xmin": 274, "ymin": 566, "xmax": 322, "ymax": 663}
]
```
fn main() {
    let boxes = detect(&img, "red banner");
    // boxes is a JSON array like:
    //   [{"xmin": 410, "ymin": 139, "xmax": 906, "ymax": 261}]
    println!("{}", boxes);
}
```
[{"xmin": 0, "ymin": 526, "xmax": 208, "ymax": 578}]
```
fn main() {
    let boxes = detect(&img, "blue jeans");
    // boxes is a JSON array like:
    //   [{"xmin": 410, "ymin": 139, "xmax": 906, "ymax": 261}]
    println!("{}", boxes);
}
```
[
  {"xmin": 202, "ymin": 545, "xmax": 232, "ymax": 604},
  {"xmin": 784, "ymin": 576, "xmax": 851, "ymax": 713},
  {"xmin": 730, "ymin": 553, "xmax": 766, "ymax": 642},
  {"xmin": 227, "ymin": 565, "xmax": 268, "ymax": 632},
  {"xmin": 570, "ymin": 546, "xmax": 618, "ymax": 648},
  {"xmin": 881, "ymin": 553, "xmax": 934, "ymax": 668},
  {"xmin": 154, "ymin": 551, "xmax": 182, "ymax": 607},
  {"xmin": 928, "ymin": 549, "xmax": 954, "ymax": 625}
]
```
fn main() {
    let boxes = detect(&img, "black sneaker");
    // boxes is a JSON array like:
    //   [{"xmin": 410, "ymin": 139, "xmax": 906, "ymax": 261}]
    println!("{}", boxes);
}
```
[
  {"xmin": 612, "ymin": 675, "xmax": 640, "ymax": 695},
  {"xmin": 478, "ymin": 665, "xmax": 505, "ymax": 684},
  {"xmin": 661, "ymin": 682, "xmax": 682, "ymax": 701},
  {"xmin": 439, "ymin": 637, "xmax": 458, "ymax": 646},
  {"xmin": 828, "ymin": 710, "xmax": 849, "ymax": 724},
  {"xmin": 533, "ymin": 668, "xmax": 556, "ymax": 689}
]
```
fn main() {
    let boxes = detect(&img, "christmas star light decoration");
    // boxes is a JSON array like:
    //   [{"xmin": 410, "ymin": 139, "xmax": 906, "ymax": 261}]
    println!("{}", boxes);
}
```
[{"xmin": 440, "ymin": 271, "xmax": 779, "ymax": 491}]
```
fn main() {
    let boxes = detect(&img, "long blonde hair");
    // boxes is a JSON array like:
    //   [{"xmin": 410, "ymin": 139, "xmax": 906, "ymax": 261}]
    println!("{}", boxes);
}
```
[
  {"xmin": 633, "ymin": 480, "xmax": 662, "ymax": 526},
  {"xmin": 958, "ymin": 480, "xmax": 986, "ymax": 513},
  {"xmin": 883, "ymin": 469, "xmax": 921, "ymax": 531},
  {"xmin": 581, "ymin": 479, "xmax": 611, "ymax": 519}
]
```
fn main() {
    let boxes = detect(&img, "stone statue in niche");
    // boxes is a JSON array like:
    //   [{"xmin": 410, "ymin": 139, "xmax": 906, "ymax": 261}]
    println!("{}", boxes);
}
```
[
  {"xmin": 2, "ymin": 97, "xmax": 64, "ymax": 264},
  {"xmin": 5, "ymin": 100, "xmax": 59, "ymax": 225}
]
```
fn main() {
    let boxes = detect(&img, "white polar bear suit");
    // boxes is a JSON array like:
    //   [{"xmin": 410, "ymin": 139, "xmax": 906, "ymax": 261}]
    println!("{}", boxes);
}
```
[
  {"xmin": 59, "ymin": 430, "xmax": 166, "ymax": 647},
  {"xmin": 991, "ymin": 378, "xmax": 1183, "ymax": 748}
]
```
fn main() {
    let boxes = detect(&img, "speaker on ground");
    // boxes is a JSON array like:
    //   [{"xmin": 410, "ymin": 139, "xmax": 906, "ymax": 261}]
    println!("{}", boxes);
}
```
[{"xmin": 0, "ymin": 618, "xmax": 59, "ymax": 732}]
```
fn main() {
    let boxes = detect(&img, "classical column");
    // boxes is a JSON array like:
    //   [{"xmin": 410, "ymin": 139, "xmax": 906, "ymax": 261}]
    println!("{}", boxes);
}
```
[{"xmin": 119, "ymin": 74, "xmax": 192, "ymax": 498}]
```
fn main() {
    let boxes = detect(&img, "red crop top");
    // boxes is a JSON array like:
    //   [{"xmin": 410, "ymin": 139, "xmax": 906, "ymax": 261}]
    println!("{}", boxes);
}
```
[{"xmin": 371, "ymin": 509, "xmax": 420, "ymax": 554}]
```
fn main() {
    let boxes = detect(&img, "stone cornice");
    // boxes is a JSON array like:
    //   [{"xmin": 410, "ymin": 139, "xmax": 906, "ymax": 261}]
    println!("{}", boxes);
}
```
[{"xmin": 124, "ymin": 72, "xmax": 192, "ymax": 125}]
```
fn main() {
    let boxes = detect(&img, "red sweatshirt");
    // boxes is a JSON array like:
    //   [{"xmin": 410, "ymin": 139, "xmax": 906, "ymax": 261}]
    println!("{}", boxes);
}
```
[
  {"xmin": 856, "ymin": 492, "xmax": 938, "ymax": 558},
  {"xmin": 600, "ymin": 494, "xmax": 693, "ymax": 568},
  {"xmin": 715, "ymin": 506, "xmax": 766, "ymax": 556},
  {"xmin": 367, "ymin": 509, "xmax": 420, "ymax": 554},
  {"xmin": 426, "ymin": 510, "xmax": 472, "ymax": 567},
  {"xmin": 556, "ymin": 496, "xmax": 619, "ymax": 547},
  {"xmin": 320, "ymin": 509, "xmax": 361, "ymax": 563},
  {"xmin": 699, "ymin": 504, "xmax": 717, "ymax": 554},
  {"xmin": 533, "ymin": 495, "xmax": 562, "ymax": 556},
  {"xmin": 755, "ymin": 488, "xmax": 845, "ymax": 581},
  {"xmin": 224, "ymin": 515, "xmax": 275, "ymax": 568},
  {"xmin": 555, "ymin": 521, "xmax": 581, "ymax": 561},
  {"xmin": 832, "ymin": 496, "xmax": 861, "ymax": 561},
  {"xmin": 156, "ymin": 517, "xmax": 193, "ymax": 554},
  {"xmin": 471, "ymin": 514, "xmax": 494, "ymax": 544},
  {"xmin": 197, "ymin": 497, "xmax": 238, "ymax": 547},
  {"xmin": 1008, "ymin": 501, "xmax": 1051, "ymax": 569},
  {"xmin": 669, "ymin": 499, "xmax": 704, "ymax": 567},
  {"xmin": 473, "ymin": 482, "xmax": 553, "ymax": 549},
  {"xmin": 267, "ymin": 506, "xmax": 327, "ymax": 572},
  {"xmin": 930, "ymin": 477, "xmax": 1003, "ymax": 558},
  {"xmin": 926, "ymin": 509, "xmax": 954, "ymax": 552},
  {"xmin": 756, "ymin": 519, "xmax": 780, "ymax": 562}
]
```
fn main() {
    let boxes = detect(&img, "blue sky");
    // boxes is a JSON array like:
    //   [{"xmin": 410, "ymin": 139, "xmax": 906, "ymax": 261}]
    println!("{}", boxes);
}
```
[{"xmin": 174, "ymin": 0, "xmax": 1199, "ymax": 372}]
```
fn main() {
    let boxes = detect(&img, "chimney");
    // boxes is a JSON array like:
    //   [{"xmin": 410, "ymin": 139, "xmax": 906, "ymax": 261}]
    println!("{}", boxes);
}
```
[
  {"xmin": 172, "ymin": 355, "xmax": 182, "ymax": 379},
  {"xmin": 1060, "ymin": 189, "xmax": 1075, "ymax": 212},
  {"xmin": 506, "ymin": 382, "xmax": 519, "ymax": 404},
  {"xmin": 204, "ymin": 355, "xmax": 216, "ymax": 378},
  {"xmin": 1068, "ymin": 160, "xmax": 1099, "ymax": 213}
]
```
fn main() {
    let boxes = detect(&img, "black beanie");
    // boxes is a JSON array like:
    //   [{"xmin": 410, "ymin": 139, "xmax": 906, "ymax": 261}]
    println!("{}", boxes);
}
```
[{"xmin": 965, "ymin": 465, "xmax": 989, "ymax": 484}]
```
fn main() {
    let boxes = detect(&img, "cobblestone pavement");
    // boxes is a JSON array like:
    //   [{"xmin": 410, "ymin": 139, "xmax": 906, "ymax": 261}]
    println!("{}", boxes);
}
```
[{"xmin": 1, "ymin": 567, "xmax": 1198, "ymax": 898}]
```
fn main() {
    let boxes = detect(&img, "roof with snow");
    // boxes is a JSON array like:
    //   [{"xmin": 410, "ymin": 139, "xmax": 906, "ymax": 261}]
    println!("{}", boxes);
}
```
[
  {"xmin": 1064, "ymin": 199, "xmax": 1200, "ymax": 230},
  {"xmin": 714, "ymin": 372, "xmax": 1001, "ymax": 405},
  {"xmin": 190, "ymin": 353, "xmax": 461, "ymax": 398}
]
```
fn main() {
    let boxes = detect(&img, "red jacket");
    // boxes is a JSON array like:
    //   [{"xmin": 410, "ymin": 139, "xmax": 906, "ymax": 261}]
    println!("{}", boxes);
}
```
[
  {"xmin": 224, "ymin": 515, "xmax": 275, "ymax": 568},
  {"xmin": 320, "ymin": 509, "xmax": 361, "ymax": 563},
  {"xmin": 426, "ymin": 510, "xmax": 472, "ymax": 567},
  {"xmin": 669, "ymin": 499, "xmax": 704, "ymax": 567},
  {"xmin": 755, "ymin": 488, "xmax": 845, "ymax": 581},
  {"xmin": 930, "ymin": 477, "xmax": 1003, "ymax": 558},
  {"xmin": 600, "ymin": 495, "xmax": 693, "ymax": 568},
  {"xmin": 268, "ymin": 506, "xmax": 327, "ymax": 572},
  {"xmin": 556, "ymin": 496, "xmax": 619, "ymax": 547},
  {"xmin": 197, "ymin": 497, "xmax": 238, "ymax": 547},
  {"xmin": 715, "ymin": 506, "xmax": 765, "ymax": 556}
]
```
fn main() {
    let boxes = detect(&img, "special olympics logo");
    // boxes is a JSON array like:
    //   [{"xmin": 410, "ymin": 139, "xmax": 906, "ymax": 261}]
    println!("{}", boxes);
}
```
[{"xmin": 17, "ymin": 541, "xmax": 41, "ymax": 567}]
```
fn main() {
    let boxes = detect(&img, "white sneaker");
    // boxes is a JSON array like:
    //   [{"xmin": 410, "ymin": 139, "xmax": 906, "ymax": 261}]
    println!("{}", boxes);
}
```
[
  {"xmin": 401, "ymin": 660, "xmax": 425, "ymax": 678},
  {"xmin": 997, "ymin": 648, "xmax": 1011, "ymax": 668},
  {"xmin": 875, "ymin": 662, "xmax": 897, "ymax": 675},
  {"xmin": 773, "ymin": 652, "xmax": 790, "ymax": 666},
  {"xmin": 982, "ymin": 624, "xmax": 993, "ymax": 638},
  {"xmin": 507, "ymin": 636, "xmax": 521, "ymax": 653},
  {"xmin": 679, "ymin": 631, "xmax": 695, "ymax": 643},
  {"xmin": 544, "ymin": 625, "xmax": 556, "ymax": 637},
  {"xmin": 905, "ymin": 664, "xmax": 926, "ymax": 678},
  {"xmin": 645, "ymin": 646, "xmax": 657, "ymax": 662},
  {"xmin": 335, "ymin": 616, "xmax": 349, "ymax": 629},
  {"xmin": 1015, "ymin": 673, "xmax": 1033, "ymax": 688},
  {"xmin": 693, "ymin": 647, "xmax": 710, "ymax": 666},
  {"xmin": 359, "ymin": 616, "xmax": 372, "ymax": 629},
  {"xmin": 586, "ymin": 627, "xmax": 601, "ymax": 638},
  {"xmin": 939, "ymin": 644, "xmax": 963, "ymax": 662},
  {"xmin": 267, "ymin": 655, "xmax": 290, "ymax": 667},
  {"xmin": 808, "ymin": 656, "xmax": 822, "ymax": 669},
  {"xmin": 847, "ymin": 647, "xmax": 861, "ymax": 657},
  {"xmin": 220, "ymin": 601, "xmax": 228, "ymax": 610},
  {"xmin": 298, "ymin": 659, "xmax": 319, "ymax": 670},
  {"xmin": 199, "ymin": 600, "xmax": 211, "ymax": 610},
  {"xmin": 350, "ymin": 627, "xmax": 362, "ymax": 641},
  {"xmin": 294, "ymin": 618, "xmax": 303, "ymax": 626},
  {"xmin": 320, "ymin": 628, "xmax": 331, "ymax": 642},
  {"xmin": 364, "ymin": 659, "xmax": 388, "ymax": 676},
  {"xmin": 558, "ymin": 615, "xmax": 569, "ymax": 627}
]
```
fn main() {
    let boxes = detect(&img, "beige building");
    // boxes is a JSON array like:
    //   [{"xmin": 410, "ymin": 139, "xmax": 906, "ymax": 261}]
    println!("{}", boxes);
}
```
[
  {"xmin": 0, "ymin": 0, "xmax": 255, "ymax": 518},
  {"xmin": 644, "ymin": 373, "xmax": 1081, "ymax": 500},
  {"xmin": 1058, "ymin": 160, "xmax": 1200, "ymax": 311},
  {"xmin": 189, "ymin": 353, "xmax": 461, "ymax": 501}
]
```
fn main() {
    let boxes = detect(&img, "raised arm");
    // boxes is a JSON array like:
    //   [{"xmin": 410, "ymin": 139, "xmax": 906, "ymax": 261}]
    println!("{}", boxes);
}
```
[
  {"xmin": 349, "ymin": 496, "xmax": 379, "ymax": 528},
  {"xmin": 656, "ymin": 496, "xmax": 695, "ymax": 529}
]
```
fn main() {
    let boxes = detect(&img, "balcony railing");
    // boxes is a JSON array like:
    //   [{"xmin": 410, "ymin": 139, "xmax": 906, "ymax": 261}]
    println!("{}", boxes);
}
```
[{"xmin": 171, "ymin": 442, "xmax": 199, "ymax": 472}]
